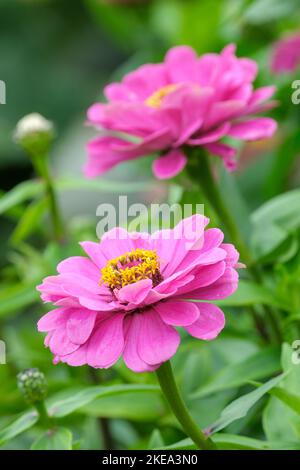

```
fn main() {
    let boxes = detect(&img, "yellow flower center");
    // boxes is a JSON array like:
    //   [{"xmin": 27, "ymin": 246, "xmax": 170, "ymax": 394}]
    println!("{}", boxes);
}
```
[
  {"xmin": 101, "ymin": 248, "xmax": 162, "ymax": 290},
  {"xmin": 145, "ymin": 84, "xmax": 179, "ymax": 108}
]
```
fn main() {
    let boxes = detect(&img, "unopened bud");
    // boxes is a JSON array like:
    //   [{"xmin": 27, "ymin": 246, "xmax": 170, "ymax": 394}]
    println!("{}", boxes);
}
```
[
  {"xmin": 17, "ymin": 368, "xmax": 48, "ymax": 404},
  {"xmin": 14, "ymin": 113, "xmax": 54, "ymax": 157}
]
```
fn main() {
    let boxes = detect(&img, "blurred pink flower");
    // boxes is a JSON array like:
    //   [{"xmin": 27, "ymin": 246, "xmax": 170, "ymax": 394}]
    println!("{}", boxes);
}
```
[
  {"xmin": 37, "ymin": 215, "xmax": 240, "ymax": 372},
  {"xmin": 271, "ymin": 32, "xmax": 300, "ymax": 74},
  {"xmin": 85, "ymin": 44, "xmax": 277, "ymax": 179}
]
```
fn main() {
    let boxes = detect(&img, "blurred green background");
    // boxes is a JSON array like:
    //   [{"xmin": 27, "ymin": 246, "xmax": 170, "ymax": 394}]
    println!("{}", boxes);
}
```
[{"xmin": 1, "ymin": 0, "xmax": 300, "ymax": 451}]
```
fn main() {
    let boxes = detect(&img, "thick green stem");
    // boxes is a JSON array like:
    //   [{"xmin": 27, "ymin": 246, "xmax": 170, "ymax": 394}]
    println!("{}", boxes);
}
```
[
  {"xmin": 34, "ymin": 400, "xmax": 53, "ymax": 428},
  {"xmin": 187, "ymin": 150, "xmax": 282, "ymax": 344},
  {"xmin": 188, "ymin": 151, "xmax": 253, "ymax": 266},
  {"xmin": 156, "ymin": 361, "xmax": 217, "ymax": 450},
  {"xmin": 33, "ymin": 154, "xmax": 65, "ymax": 243}
]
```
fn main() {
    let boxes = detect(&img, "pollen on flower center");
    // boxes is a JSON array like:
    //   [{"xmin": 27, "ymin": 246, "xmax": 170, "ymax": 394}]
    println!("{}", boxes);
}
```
[
  {"xmin": 145, "ymin": 84, "xmax": 179, "ymax": 108},
  {"xmin": 101, "ymin": 248, "xmax": 163, "ymax": 290}
]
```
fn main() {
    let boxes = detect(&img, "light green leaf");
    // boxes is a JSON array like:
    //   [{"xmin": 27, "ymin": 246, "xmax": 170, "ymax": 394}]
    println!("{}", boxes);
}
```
[
  {"xmin": 0, "ymin": 180, "xmax": 44, "ymax": 215},
  {"xmin": 263, "ymin": 343, "xmax": 300, "ymax": 441},
  {"xmin": 191, "ymin": 346, "xmax": 280, "ymax": 398},
  {"xmin": 82, "ymin": 390, "xmax": 164, "ymax": 422},
  {"xmin": 207, "ymin": 373, "xmax": 285, "ymax": 434},
  {"xmin": 0, "ymin": 282, "xmax": 39, "ymax": 318},
  {"xmin": 148, "ymin": 430, "xmax": 164, "ymax": 450},
  {"xmin": 0, "ymin": 411, "xmax": 38, "ymax": 446},
  {"xmin": 270, "ymin": 387, "xmax": 300, "ymax": 415},
  {"xmin": 215, "ymin": 280, "xmax": 285, "ymax": 309},
  {"xmin": 157, "ymin": 434, "xmax": 270, "ymax": 450},
  {"xmin": 47, "ymin": 384, "xmax": 160, "ymax": 418},
  {"xmin": 31, "ymin": 427, "xmax": 72, "ymax": 450},
  {"xmin": 10, "ymin": 197, "xmax": 48, "ymax": 244},
  {"xmin": 55, "ymin": 176, "xmax": 156, "ymax": 194}
]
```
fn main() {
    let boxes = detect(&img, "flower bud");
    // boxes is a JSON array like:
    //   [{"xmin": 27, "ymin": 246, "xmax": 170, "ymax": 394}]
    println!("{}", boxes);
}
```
[
  {"xmin": 17, "ymin": 368, "xmax": 48, "ymax": 404},
  {"xmin": 13, "ymin": 113, "xmax": 54, "ymax": 158}
]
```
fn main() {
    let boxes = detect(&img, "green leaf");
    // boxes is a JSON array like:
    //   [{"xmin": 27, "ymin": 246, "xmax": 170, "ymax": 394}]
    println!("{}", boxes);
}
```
[
  {"xmin": 55, "ymin": 176, "xmax": 156, "ymax": 194},
  {"xmin": 207, "ymin": 373, "xmax": 285, "ymax": 434},
  {"xmin": 31, "ymin": 427, "xmax": 72, "ymax": 450},
  {"xmin": 0, "ymin": 180, "xmax": 44, "ymax": 215},
  {"xmin": 10, "ymin": 197, "xmax": 48, "ymax": 244},
  {"xmin": 47, "ymin": 384, "xmax": 160, "ymax": 418},
  {"xmin": 269, "ymin": 387, "xmax": 300, "ymax": 415},
  {"xmin": 148, "ymin": 430, "xmax": 164, "ymax": 450},
  {"xmin": 191, "ymin": 346, "xmax": 281, "ymax": 398},
  {"xmin": 0, "ymin": 411, "xmax": 38, "ymax": 446},
  {"xmin": 216, "ymin": 280, "xmax": 285, "ymax": 309},
  {"xmin": 158, "ymin": 434, "xmax": 300, "ymax": 451},
  {"xmin": 0, "ymin": 282, "xmax": 39, "ymax": 318},
  {"xmin": 82, "ymin": 390, "xmax": 164, "ymax": 422},
  {"xmin": 263, "ymin": 343, "xmax": 300, "ymax": 441}
]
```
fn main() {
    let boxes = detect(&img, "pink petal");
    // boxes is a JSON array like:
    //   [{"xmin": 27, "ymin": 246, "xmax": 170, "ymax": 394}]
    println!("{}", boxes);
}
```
[
  {"xmin": 228, "ymin": 118, "xmax": 277, "ymax": 141},
  {"xmin": 204, "ymin": 142, "xmax": 237, "ymax": 171},
  {"xmin": 49, "ymin": 327, "xmax": 79, "ymax": 356},
  {"xmin": 188, "ymin": 122, "xmax": 230, "ymax": 145},
  {"xmin": 87, "ymin": 314, "xmax": 125, "ymax": 368},
  {"xmin": 151, "ymin": 214, "xmax": 210, "ymax": 278},
  {"xmin": 137, "ymin": 308, "xmax": 180, "ymax": 365},
  {"xmin": 184, "ymin": 302, "xmax": 225, "ymax": 340},
  {"xmin": 221, "ymin": 243, "xmax": 240, "ymax": 267},
  {"xmin": 57, "ymin": 256, "xmax": 100, "ymax": 282},
  {"xmin": 154, "ymin": 300, "xmax": 199, "ymax": 326},
  {"xmin": 248, "ymin": 86, "xmax": 276, "ymax": 107},
  {"xmin": 79, "ymin": 241, "xmax": 108, "ymax": 268},
  {"xmin": 165, "ymin": 46, "xmax": 198, "ymax": 82},
  {"xmin": 186, "ymin": 267, "xmax": 239, "ymax": 300},
  {"xmin": 152, "ymin": 149, "xmax": 187, "ymax": 179},
  {"xmin": 59, "ymin": 345, "xmax": 88, "ymax": 367},
  {"xmin": 116, "ymin": 279, "xmax": 153, "ymax": 305},
  {"xmin": 37, "ymin": 308, "xmax": 70, "ymax": 332},
  {"xmin": 175, "ymin": 261, "xmax": 226, "ymax": 295},
  {"xmin": 123, "ymin": 315, "xmax": 159, "ymax": 372},
  {"xmin": 66, "ymin": 309, "xmax": 97, "ymax": 345}
]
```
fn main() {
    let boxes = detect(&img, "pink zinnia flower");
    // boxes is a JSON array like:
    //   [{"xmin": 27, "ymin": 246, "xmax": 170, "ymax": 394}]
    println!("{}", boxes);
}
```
[
  {"xmin": 271, "ymin": 32, "xmax": 300, "ymax": 74},
  {"xmin": 85, "ymin": 44, "xmax": 277, "ymax": 179},
  {"xmin": 37, "ymin": 215, "xmax": 240, "ymax": 372}
]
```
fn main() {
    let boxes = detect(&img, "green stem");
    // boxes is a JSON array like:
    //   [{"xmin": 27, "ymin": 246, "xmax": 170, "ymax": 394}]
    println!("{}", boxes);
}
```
[
  {"xmin": 187, "ymin": 150, "xmax": 282, "ymax": 344},
  {"xmin": 33, "ymin": 154, "xmax": 65, "ymax": 243},
  {"xmin": 156, "ymin": 361, "xmax": 217, "ymax": 450},
  {"xmin": 188, "ymin": 151, "xmax": 252, "ymax": 266},
  {"xmin": 34, "ymin": 400, "xmax": 53, "ymax": 428}
]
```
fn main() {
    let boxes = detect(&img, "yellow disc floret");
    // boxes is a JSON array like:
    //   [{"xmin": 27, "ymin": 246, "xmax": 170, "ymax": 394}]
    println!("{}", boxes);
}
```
[
  {"xmin": 145, "ymin": 84, "xmax": 179, "ymax": 108},
  {"xmin": 101, "ymin": 248, "xmax": 162, "ymax": 290}
]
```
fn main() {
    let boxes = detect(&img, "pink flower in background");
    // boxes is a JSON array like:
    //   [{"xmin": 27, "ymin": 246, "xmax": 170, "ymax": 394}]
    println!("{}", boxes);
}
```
[
  {"xmin": 271, "ymin": 32, "xmax": 300, "ymax": 74},
  {"xmin": 85, "ymin": 44, "xmax": 277, "ymax": 179},
  {"xmin": 37, "ymin": 215, "xmax": 240, "ymax": 372}
]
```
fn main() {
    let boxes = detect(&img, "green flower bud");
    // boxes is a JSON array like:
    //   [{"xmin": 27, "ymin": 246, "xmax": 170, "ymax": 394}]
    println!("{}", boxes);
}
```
[
  {"xmin": 13, "ymin": 113, "xmax": 54, "ymax": 158},
  {"xmin": 17, "ymin": 368, "xmax": 48, "ymax": 404}
]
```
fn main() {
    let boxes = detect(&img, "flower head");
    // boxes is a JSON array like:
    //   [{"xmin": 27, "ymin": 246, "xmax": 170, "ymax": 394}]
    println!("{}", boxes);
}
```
[
  {"xmin": 17, "ymin": 368, "xmax": 48, "ymax": 404},
  {"xmin": 37, "ymin": 215, "xmax": 240, "ymax": 372},
  {"xmin": 271, "ymin": 32, "xmax": 300, "ymax": 74},
  {"xmin": 14, "ymin": 113, "xmax": 54, "ymax": 158},
  {"xmin": 85, "ymin": 44, "xmax": 277, "ymax": 179}
]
